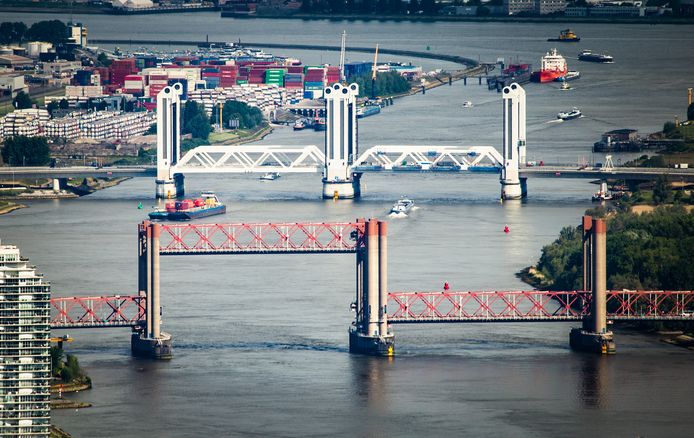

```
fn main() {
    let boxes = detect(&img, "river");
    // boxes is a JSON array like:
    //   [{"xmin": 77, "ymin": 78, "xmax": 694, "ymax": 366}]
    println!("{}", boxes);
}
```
[{"xmin": 2, "ymin": 13, "xmax": 694, "ymax": 437}]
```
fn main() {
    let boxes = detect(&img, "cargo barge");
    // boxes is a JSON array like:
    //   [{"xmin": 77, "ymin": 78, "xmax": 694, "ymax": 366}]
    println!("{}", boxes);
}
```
[{"xmin": 149, "ymin": 192, "xmax": 225, "ymax": 221}]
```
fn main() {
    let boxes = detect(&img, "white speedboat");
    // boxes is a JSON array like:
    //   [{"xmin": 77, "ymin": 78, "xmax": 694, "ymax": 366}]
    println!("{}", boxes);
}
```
[
  {"xmin": 462, "ymin": 101, "xmax": 473, "ymax": 108},
  {"xmin": 390, "ymin": 197, "xmax": 415, "ymax": 214},
  {"xmin": 557, "ymin": 108, "xmax": 582, "ymax": 120},
  {"xmin": 260, "ymin": 172, "xmax": 280, "ymax": 181}
]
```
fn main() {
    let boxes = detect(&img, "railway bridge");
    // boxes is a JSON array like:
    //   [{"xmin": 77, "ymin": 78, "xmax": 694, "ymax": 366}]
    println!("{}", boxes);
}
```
[{"xmin": 50, "ymin": 215, "xmax": 694, "ymax": 358}]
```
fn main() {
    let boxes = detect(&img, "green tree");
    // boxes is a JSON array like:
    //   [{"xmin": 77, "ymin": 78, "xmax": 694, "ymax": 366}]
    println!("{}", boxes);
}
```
[
  {"xmin": 1, "ymin": 136, "xmax": 51, "ymax": 166},
  {"xmin": 652, "ymin": 175, "xmax": 671, "ymax": 205},
  {"xmin": 26, "ymin": 20, "xmax": 68, "ymax": 45},
  {"xmin": 0, "ymin": 22, "xmax": 27, "ymax": 44},
  {"xmin": 663, "ymin": 121, "xmax": 677, "ymax": 137},
  {"xmin": 188, "ymin": 114, "xmax": 211, "ymax": 140},
  {"xmin": 217, "ymin": 100, "xmax": 265, "ymax": 129},
  {"xmin": 97, "ymin": 52, "xmax": 112, "ymax": 67},
  {"xmin": 687, "ymin": 102, "xmax": 694, "ymax": 122},
  {"xmin": 50, "ymin": 346, "xmax": 64, "ymax": 376},
  {"xmin": 12, "ymin": 91, "xmax": 33, "ymax": 109},
  {"xmin": 46, "ymin": 100, "xmax": 59, "ymax": 115},
  {"xmin": 59, "ymin": 98, "xmax": 70, "ymax": 109},
  {"xmin": 182, "ymin": 101, "xmax": 208, "ymax": 135}
]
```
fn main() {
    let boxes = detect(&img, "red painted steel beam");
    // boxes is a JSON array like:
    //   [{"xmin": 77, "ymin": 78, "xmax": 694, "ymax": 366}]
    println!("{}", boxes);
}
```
[
  {"xmin": 387, "ymin": 290, "xmax": 694, "ymax": 323},
  {"xmin": 50, "ymin": 295, "xmax": 146, "ymax": 328},
  {"xmin": 156, "ymin": 222, "xmax": 365, "ymax": 254}
]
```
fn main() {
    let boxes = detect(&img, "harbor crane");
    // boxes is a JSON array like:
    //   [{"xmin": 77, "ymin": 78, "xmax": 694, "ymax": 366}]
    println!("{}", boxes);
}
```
[
  {"xmin": 371, "ymin": 44, "xmax": 379, "ymax": 99},
  {"xmin": 339, "ymin": 30, "xmax": 347, "ymax": 83}
]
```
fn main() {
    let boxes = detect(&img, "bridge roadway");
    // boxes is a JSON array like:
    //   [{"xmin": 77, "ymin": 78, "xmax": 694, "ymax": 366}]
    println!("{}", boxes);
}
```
[
  {"xmin": 0, "ymin": 166, "xmax": 155, "ymax": 179},
  {"xmin": 3, "ymin": 164, "xmax": 694, "ymax": 181}
]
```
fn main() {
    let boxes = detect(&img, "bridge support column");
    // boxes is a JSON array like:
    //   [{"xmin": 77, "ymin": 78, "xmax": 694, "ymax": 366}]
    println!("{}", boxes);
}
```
[
  {"xmin": 570, "ymin": 216, "xmax": 616, "ymax": 354},
  {"xmin": 349, "ymin": 218, "xmax": 394, "ymax": 356},
  {"xmin": 155, "ymin": 83, "xmax": 185, "ymax": 199},
  {"xmin": 500, "ymin": 83, "xmax": 528, "ymax": 200},
  {"xmin": 322, "ymin": 83, "xmax": 361, "ymax": 199},
  {"xmin": 132, "ymin": 222, "xmax": 173, "ymax": 359}
]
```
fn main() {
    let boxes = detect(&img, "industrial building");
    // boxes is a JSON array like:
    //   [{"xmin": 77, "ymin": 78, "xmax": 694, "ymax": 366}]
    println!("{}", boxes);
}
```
[{"xmin": 0, "ymin": 241, "xmax": 51, "ymax": 438}]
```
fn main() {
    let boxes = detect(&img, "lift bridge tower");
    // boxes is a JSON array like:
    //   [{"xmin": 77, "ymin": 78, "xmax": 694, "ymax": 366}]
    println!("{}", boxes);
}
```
[
  {"xmin": 500, "ymin": 82, "xmax": 527, "ymax": 200},
  {"xmin": 322, "ymin": 82, "xmax": 361, "ymax": 199}
]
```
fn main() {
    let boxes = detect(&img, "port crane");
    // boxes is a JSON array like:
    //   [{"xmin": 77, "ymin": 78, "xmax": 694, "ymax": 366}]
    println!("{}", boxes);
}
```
[
  {"xmin": 339, "ymin": 30, "xmax": 347, "ymax": 83},
  {"xmin": 371, "ymin": 44, "xmax": 379, "ymax": 99}
]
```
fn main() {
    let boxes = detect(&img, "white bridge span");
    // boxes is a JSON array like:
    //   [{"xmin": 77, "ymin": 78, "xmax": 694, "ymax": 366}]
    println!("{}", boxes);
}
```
[{"xmin": 155, "ymin": 82, "xmax": 526, "ymax": 199}]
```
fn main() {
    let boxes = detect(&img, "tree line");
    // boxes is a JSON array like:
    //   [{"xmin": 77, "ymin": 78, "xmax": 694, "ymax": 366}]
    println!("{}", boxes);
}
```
[
  {"xmin": 0, "ymin": 20, "xmax": 68, "ymax": 45},
  {"xmin": 351, "ymin": 71, "xmax": 411, "ymax": 98},
  {"xmin": 182, "ymin": 100, "xmax": 266, "ymax": 142},
  {"xmin": 535, "ymin": 206, "xmax": 694, "ymax": 292}
]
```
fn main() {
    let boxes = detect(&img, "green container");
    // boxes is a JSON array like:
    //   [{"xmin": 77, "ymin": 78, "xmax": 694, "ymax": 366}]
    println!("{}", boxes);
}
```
[{"xmin": 236, "ymin": 80, "xmax": 248, "ymax": 85}]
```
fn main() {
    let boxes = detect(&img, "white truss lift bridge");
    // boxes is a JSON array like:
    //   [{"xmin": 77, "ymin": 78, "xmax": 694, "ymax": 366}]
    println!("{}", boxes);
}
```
[{"xmin": 155, "ymin": 81, "xmax": 528, "ymax": 200}]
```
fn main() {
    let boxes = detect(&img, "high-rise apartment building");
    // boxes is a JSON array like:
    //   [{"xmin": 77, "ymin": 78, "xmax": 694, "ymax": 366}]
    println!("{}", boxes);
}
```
[{"xmin": 0, "ymin": 241, "xmax": 51, "ymax": 437}]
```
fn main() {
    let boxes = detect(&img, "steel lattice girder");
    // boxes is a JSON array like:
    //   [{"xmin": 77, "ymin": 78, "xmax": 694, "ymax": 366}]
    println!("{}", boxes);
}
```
[
  {"xmin": 50, "ymin": 295, "xmax": 146, "ymax": 328},
  {"xmin": 156, "ymin": 222, "xmax": 366, "ymax": 254},
  {"xmin": 173, "ymin": 145, "xmax": 325, "ymax": 173}
]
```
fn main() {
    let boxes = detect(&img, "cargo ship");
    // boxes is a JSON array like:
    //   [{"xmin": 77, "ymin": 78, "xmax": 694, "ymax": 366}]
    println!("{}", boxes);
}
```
[
  {"xmin": 531, "ymin": 49, "xmax": 568, "ymax": 83},
  {"xmin": 547, "ymin": 29, "xmax": 581, "ymax": 42},
  {"xmin": 357, "ymin": 105, "xmax": 381, "ymax": 118},
  {"xmin": 578, "ymin": 50, "xmax": 614, "ymax": 63},
  {"xmin": 149, "ymin": 192, "xmax": 225, "ymax": 221}
]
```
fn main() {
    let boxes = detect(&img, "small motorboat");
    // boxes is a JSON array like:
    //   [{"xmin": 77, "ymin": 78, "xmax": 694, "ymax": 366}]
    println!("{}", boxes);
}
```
[
  {"xmin": 560, "ymin": 81, "xmax": 571, "ymax": 91},
  {"xmin": 293, "ymin": 119, "xmax": 306, "ymax": 130},
  {"xmin": 390, "ymin": 197, "xmax": 415, "ymax": 215},
  {"xmin": 462, "ymin": 101, "xmax": 473, "ymax": 108},
  {"xmin": 260, "ymin": 172, "xmax": 280, "ymax": 181},
  {"xmin": 557, "ymin": 107, "xmax": 582, "ymax": 120},
  {"xmin": 555, "ymin": 71, "xmax": 580, "ymax": 82}
]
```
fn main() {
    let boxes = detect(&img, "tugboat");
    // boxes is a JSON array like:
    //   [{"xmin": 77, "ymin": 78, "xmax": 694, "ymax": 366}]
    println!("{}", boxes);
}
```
[
  {"xmin": 293, "ymin": 119, "xmax": 307, "ymax": 131},
  {"xmin": 149, "ymin": 192, "xmax": 225, "ymax": 221},
  {"xmin": 548, "ymin": 29, "xmax": 581, "ymax": 42},
  {"xmin": 557, "ymin": 108, "xmax": 582, "ymax": 120},
  {"xmin": 578, "ymin": 50, "xmax": 614, "ymax": 63},
  {"xmin": 390, "ymin": 197, "xmax": 415, "ymax": 215},
  {"xmin": 462, "ymin": 101, "xmax": 473, "ymax": 108},
  {"xmin": 313, "ymin": 118, "xmax": 326, "ymax": 131}
]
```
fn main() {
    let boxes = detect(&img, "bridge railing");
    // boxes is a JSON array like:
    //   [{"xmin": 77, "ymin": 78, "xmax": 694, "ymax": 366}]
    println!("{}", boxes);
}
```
[
  {"xmin": 157, "ymin": 222, "xmax": 365, "ymax": 255},
  {"xmin": 51, "ymin": 295, "xmax": 146, "ymax": 328}
]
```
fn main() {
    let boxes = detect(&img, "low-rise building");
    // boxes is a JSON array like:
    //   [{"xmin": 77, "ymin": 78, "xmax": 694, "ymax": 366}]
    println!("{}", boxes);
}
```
[
  {"xmin": 536, "ymin": 0, "xmax": 567, "ymax": 14},
  {"xmin": 0, "ymin": 73, "xmax": 27, "ymax": 98}
]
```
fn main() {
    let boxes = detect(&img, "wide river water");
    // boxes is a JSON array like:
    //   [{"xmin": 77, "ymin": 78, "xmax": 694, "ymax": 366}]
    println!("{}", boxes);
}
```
[{"xmin": 2, "ymin": 13, "xmax": 694, "ymax": 437}]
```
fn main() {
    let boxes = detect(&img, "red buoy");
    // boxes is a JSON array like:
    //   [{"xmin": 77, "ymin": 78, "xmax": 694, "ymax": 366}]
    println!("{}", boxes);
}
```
[
  {"xmin": 444, "ymin": 281, "xmax": 450, "ymax": 291},
  {"xmin": 504, "ymin": 225, "xmax": 510, "ymax": 234}
]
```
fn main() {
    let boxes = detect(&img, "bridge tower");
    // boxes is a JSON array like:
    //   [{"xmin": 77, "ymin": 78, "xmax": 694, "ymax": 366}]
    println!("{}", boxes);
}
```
[
  {"xmin": 570, "ymin": 216, "xmax": 616, "ymax": 354},
  {"xmin": 350, "ymin": 218, "xmax": 394, "ymax": 355},
  {"xmin": 155, "ymin": 83, "xmax": 185, "ymax": 199},
  {"xmin": 322, "ymin": 82, "xmax": 361, "ymax": 199},
  {"xmin": 133, "ymin": 221, "xmax": 173, "ymax": 359},
  {"xmin": 500, "ymin": 83, "xmax": 528, "ymax": 200}
]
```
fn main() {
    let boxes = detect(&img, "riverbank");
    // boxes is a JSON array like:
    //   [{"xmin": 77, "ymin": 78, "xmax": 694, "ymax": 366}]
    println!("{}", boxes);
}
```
[{"xmin": 0, "ymin": 200, "xmax": 26, "ymax": 215}]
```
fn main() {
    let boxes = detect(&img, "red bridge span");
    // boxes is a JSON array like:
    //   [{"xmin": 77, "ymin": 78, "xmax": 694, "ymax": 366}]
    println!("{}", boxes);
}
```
[{"xmin": 50, "ymin": 218, "xmax": 694, "ymax": 357}]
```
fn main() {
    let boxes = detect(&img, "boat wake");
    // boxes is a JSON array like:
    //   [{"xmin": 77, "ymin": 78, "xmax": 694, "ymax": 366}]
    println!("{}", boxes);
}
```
[
  {"xmin": 545, "ymin": 119, "xmax": 564, "ymax": 124},
  {"xmin": 388, "ymin": 211, "xmax": 408, "ymax": 218}
]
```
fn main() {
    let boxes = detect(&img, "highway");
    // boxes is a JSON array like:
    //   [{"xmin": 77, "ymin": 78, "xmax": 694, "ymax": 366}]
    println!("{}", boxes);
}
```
[
  {"xmin": 520, "ymin": 166, "xmax": 694, "ymax": 182},
  {"xmin": 0, "ymin": 166, "xmax": 156, "ymax": 179}
]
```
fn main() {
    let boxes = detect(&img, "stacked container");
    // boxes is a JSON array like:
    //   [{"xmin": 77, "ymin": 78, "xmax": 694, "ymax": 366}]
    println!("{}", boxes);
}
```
[
  {"xmin": 326, "ymin": 66, "xmax": 340, "ymax": 85},
  {"xmin": 219, "ymin": 65, "xmax": 238, "ymax": 88},
  {"xmin": 109, "ymin": 58, "xmax": 138, "ymax": 88},
  {"xmin": 147, "ymin": 74, "xmax": 169, "ymax": 98},
  {"xmin": 123, "ymin": 74, "xmax": 144, "ymax": 95},
  {"xmin": 264, "ymin": 69, "xmax": 285, "ymax": 86},
  {"xmin": 284, "ymin": 73, "xmax": 303, "ymax": 89}
]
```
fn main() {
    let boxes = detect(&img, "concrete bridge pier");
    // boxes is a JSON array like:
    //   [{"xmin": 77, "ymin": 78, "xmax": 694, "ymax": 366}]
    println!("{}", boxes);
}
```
[
  {"xmin": 322, "ymin": 83, "xmax": 361, "ymax": 199},
  {"xmin": 570, "ymin": 216, "xmax": 616, "ymax": 354},
  {"xmin": 132, "ymin": 222, "xmax": 173, "ymax": 359},
  {"xmin": 155, "ymin": 83, "xmax": 185, "ymax": 199},
  {"xmin": 349, "ymin": 219, "xmax": 394, "ymax": 356}
]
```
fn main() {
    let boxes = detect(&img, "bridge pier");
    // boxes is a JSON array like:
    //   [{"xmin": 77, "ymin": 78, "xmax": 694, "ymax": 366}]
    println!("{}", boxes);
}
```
[
  {"xmin": 155, "ymin": 83, "xmax": 185, "ymax": 199},
  {"xmin": 570, "ymin": 216, "xmax": 616, "ymax": 354},
  {"xmin": 132, "ymin": 222, "xmax": 173, "ymax": 359},
  {"xmin": 350, "ymin": 219, "xmax": 394, "ymax": 356},
  {"xmin": 322, "ymin": 83, "xmax": 361, "ymax": 199}
]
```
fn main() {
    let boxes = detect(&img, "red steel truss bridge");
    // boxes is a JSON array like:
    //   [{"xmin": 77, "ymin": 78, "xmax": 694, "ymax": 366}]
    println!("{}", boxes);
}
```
[{"xmin": 50, "ymin": 290, "xmax": 694, "ymax": 329}]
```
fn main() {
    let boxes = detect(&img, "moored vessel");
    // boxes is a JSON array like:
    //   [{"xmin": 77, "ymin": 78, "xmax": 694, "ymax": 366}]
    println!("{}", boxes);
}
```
[
  {"xmin": 149, "ymin": 192, "xmax": 225, "ymax": 221},
  {"xmin": 555, "ymin": 71, "xmax": 580, "ymax": 82},
  {"xmin": 260, "ymin": 172, "xmax": 280, "ymax": 181},
  {"xmin": 357, "ymin": 105, "xmax": 381, "ymax": 118},
  {"xmin": 531, "ymin": 49, "xmax": 568, "ymax": 83}
]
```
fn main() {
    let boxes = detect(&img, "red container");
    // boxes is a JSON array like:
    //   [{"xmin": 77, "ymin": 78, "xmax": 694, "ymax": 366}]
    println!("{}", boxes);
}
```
[
  {"xmin": 194, "ymin": 198, "xmax": 205, "ymax": 207},
  {"xmin": 166, "ymin": 202, "xmax": 176, "ymax": 212}
]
